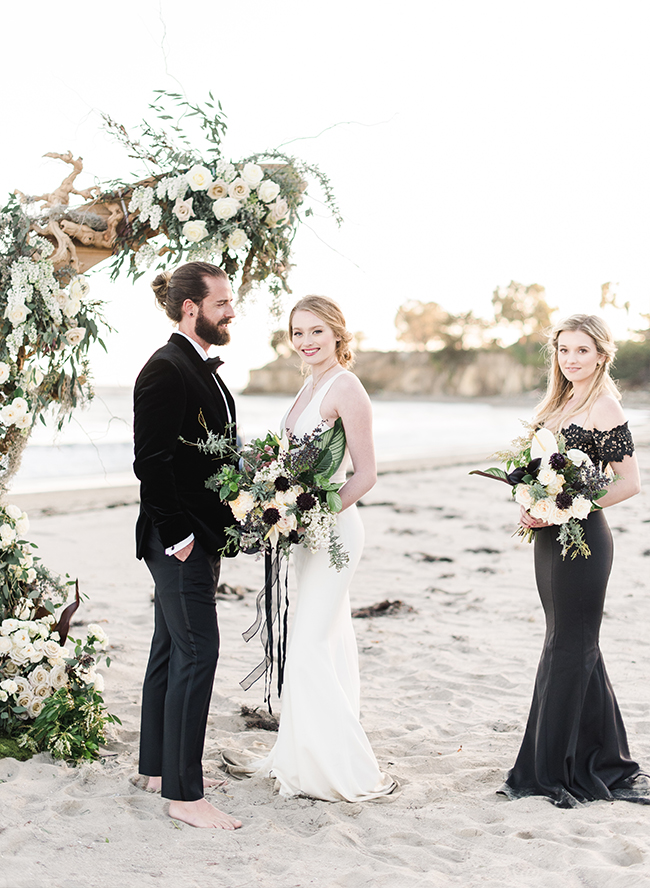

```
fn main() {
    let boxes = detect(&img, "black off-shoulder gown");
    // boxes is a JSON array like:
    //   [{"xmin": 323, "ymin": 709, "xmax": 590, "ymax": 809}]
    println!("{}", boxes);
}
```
[{"xmin": 502, "ymin": 423, "xmax": 649, "ymax": 807}]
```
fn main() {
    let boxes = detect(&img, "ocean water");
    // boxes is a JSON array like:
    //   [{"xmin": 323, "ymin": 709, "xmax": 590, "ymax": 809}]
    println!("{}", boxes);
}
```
[{"xmin": 8, "ymin": 388, "xmax": 650, "ymax": 495}]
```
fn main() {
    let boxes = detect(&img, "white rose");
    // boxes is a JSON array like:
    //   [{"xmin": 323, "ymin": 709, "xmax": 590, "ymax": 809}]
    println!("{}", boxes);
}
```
[
  {"xmin": 186, "ymin": 164, "xmax": 213, "ymax": 191},
  {"xmin": 55, "ymin": 289, "xmax": 68, "ymax": 307},
  {"xmin": 2, "ymin": 661, "xmax": 18, "ymax": 676},
  {"xmin": 226, "ymin": 229, "xmax": 249, "ymax": 252},
  {"xmin": 514, "ymin": 484, "xmax": 534, "ymax": 509},
  {"xmin": 10, "ymin": 398, "xmax": 28, "ymax": 416},
  {"xmin": 42, "ymin": 639, "xmax": 62, "ymax": 660},
  {"xmin": 258, "ymin": 180, "xmax": 280, "ymax": 203},
  {"xmin": 228, "ymin": 178, "xmax": 250, "ymax": 201},
  {"xmin": 0, "ymin": 524, "xmax": 17, "ymax": 546},
  {"xmin": 548, "ymin": 504, "xmax": 572, "ymax": 525},
  {"xmin": 207, "ymin": 180, "xmax": 229, "ymax": 200},
  {"xmin": 529, "ymin": 498, "xmax": 555, "ymax": 522},
  {"xmin": 16, "ymin": 691, "xmax": 33, "ymax": 708},
  {"xmin": 87, "ymin": 623, "xmax": 108, "ymax": 646},
  {"xmin": 5, "ymin": 504, "xmax": 21, "ymax": 521},
  {"xmin": 1, "ymin": 619, "xmax": 19, "ymax": 635},
  {"xmin": 27, "ymin": 645, "xmax": 43, "ymax": 663},
  {"xmin": 0, "ymin": 636, "xmax": 11, "ymax": 654},
  {"xmin": 173, "ymin": 197, "xmax": 195, "ymax": 222},
  {"xmin": 63, "ymin": 297, "xmax": 82, "ymax": 319},
  {"xmin": 27, "ymin": 698, "xmax": 44, "ymax": 718},
  {"xmin": 269, "ymin": 198, "xmax": 290, "ymax": 223},
  {"xmin": 241, "ymin": 163, "xmax": 264, "ymax": 188},
  {"xmin": 33, "ymin": 683, "xmax": 51, "ymax": 699},
  {"xmin": 230, "ymin": 491, "xmax": 255, "ymax": 522},
  {"xmin": 0, "ymin": 678, "xmax": 18, "ymax": 694},
  {"xmin": 570, "ymin": 496, "xmax": 593, "ymax": 520},
  {"xmin": 69, "ymin": 276, "xmax": 90, "ymax": 299},
  {"xmin": 5, "ymin": 303, "xmax": 30, "ymax": 325},
  {"xmin": 0, "ymin": 690, "xmax": 7, "ymax": 702},
  {"xmin": 0, "ymin": 404, "xmax": 18, "ymax": 426},
  {"xmin": 12, "ymin": 629, "xmax": 30, "ymax": 648},
  {"xmin": 14, "ymin": 413, "xmax": 33, "ymax": 431},
  {"xmin": 0, "ymin": 362, "xmax": 10, "ymax": 384},
  {"xmin": 93, "ymin": 672, "xmax": 105, "ymax": 693},
  {"xmin": 212, "ymin": 197, "xmax": 240, "ymax": 220},
  {"xmin": 567, "ymin": 449, "xmax": 591, "ymax": 467},
  {"xmin": 65, "ymin": 327, "xmax": 86, "ymax": 346},
  {"xmin": 49, "ymin": 664, "xmax": 68, "ymax": 690},
  {"xmin": 25, "ymin": 568, "xmax": 37, "ymax": 584},
  {"xmin": 537, "ymin": 468, "xmax": 564, "ymax": 496},
  {"xmin": 182, "ymin": 220, "xmax": 209, "ymax": 243},
  {"xmin": 29, "ymin": 665, "xmax": 50, "ymax": 687}
]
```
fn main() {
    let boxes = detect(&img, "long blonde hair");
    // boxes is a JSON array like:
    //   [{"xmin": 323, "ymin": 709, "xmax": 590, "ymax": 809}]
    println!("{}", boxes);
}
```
[
  {"xmin": 288, "ymin": 296, "xmax": 355, "ymax": 369},
  {"xmin": 534, "ymin": 314, "xmax": 620, "ymax": 430}
]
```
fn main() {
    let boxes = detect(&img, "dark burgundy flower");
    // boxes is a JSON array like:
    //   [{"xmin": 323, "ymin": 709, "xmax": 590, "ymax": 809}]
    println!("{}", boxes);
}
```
[
  {"xmin": 549, "ymin": 452, "xmax": 567, "ymax": 470},
  {"xmin": 555, "ymin": 491, "xmax": 573, "ymax": 510},
  {"xmin": 274, "ymin": 476, "xmax": 290, "ymax": 492},
  {"xmin": 296, "ymin": 492, "xmax": 316, "ymax": 511},
  {"xmin": 288, "ymin": 529, "xmax": 302, "ymax": 544},
  {"xmin": 262, "ymin": 507, "xmax": 281, "ymax": 526}
]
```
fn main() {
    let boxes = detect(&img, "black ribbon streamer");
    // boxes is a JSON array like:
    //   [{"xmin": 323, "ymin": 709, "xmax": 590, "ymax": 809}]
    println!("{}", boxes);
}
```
[{"xmin": 240, "ymin": 543, "xmax": 289, "ymax": 713}]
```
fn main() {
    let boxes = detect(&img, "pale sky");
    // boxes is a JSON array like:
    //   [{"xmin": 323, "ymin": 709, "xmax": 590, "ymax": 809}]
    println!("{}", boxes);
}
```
[{"xmin": 2, "ymin": 1, "xmax": 649, "ymax": 390}]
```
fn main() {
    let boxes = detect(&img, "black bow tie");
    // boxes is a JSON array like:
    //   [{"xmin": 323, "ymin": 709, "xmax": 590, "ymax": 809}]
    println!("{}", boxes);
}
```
[{"xmin": 204, "ymin": 356, "xmax": 223, "ymax": 372}]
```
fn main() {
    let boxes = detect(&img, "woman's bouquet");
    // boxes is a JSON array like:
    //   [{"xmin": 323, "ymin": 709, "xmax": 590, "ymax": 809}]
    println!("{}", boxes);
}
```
[
  {"xmin": 195, "ymin": 417, "xmax": 349, "ymax": 571},
  {"xmin": 470, "ymin": 425, "xmax": 611, "ymax": 559}
]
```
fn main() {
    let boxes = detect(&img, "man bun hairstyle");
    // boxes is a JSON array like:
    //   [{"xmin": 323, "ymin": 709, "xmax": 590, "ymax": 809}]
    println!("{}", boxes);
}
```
[
  {"xmin": 151, "ymin": 261, "xmax": 228, "ymax": 322},
  {"xmin": 288, "ymin": 295, "xmax": 355, "ymax": 368}
]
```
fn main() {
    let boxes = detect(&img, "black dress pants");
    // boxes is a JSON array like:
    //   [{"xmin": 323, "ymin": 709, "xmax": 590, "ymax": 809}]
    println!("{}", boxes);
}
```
[{"xmin": 139, "ymin": 529, "xmax": 220, "ymax": 801}]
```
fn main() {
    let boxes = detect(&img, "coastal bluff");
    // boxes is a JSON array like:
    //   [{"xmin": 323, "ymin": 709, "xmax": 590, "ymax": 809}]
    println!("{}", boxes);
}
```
[{"xmin": 244, "ymin": 350, "xmax": 542, "ymax": 397}]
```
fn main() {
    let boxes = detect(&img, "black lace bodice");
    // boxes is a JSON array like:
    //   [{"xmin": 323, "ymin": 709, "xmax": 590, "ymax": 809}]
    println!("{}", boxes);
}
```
[{"xmin": 561, "ymin": 422, "xmax": 635, "ymax": 468}]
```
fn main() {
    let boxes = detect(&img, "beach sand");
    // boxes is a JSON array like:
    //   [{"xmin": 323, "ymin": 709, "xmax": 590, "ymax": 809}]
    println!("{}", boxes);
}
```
[{"xmin": 1, "ymin": 447, "xmax": 650, "ymax": 888}]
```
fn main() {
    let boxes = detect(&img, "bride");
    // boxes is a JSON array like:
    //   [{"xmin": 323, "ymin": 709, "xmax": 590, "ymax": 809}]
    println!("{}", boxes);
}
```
[{"xmin": 246, "ymin": 295, "xmax": 395, "ymax": 802}]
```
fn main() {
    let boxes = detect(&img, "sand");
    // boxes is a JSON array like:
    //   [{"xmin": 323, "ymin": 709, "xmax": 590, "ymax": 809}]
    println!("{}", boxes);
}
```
[{"xmin": 1, "ymin": 447, "xmax": 650, "ymax": 888}]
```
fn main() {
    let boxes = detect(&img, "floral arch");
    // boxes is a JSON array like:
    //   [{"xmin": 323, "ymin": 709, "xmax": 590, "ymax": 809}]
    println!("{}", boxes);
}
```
[{"xmin": 0, "ymin": 93, "xmax": 339, "ymax": 756}]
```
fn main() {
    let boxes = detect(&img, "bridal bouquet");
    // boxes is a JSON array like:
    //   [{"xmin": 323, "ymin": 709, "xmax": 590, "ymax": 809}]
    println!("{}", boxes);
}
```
[
  {"xmin": 197, "ymin": 417, "xmax": 349, "ymax": 571},
  {"xmin": 470, "ymin": 425, "xmax": 611, "ymax": 559},
  {"xmin": 194, "ymin": 418, "xmax": 349, "ymax": 707}
]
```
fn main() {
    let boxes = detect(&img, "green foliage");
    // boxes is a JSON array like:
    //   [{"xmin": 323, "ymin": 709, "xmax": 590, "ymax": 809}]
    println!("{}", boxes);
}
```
[
  {"xmin": 0, "ymin": 735, "xmax": 32, "ymax": 761},
  {"xmin": 612, "ymin": 339, "xmax": 650, "ymax": 388},
  {"xmin": 19, "ymin": 685, "xmax": 120, "ymax": 761}
]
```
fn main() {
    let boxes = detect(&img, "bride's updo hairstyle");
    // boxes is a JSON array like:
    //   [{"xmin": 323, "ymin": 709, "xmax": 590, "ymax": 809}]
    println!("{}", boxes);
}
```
[
  {"xmin": 534, "ymin": 313, "xmax": 620, "ymax": 430},
  {"xmin": 151, "ymin": 261, "xmax": 228, "ymax": 322},
  {"xmin": 288, "ymin": 296, "xmax": 355, "ymax": 369}
]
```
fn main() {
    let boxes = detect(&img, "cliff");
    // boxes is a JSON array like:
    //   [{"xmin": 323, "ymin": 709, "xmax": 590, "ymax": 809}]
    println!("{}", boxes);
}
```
[{"xmin": 244, "ymin": 349, "xmax": 543, "ymax": 398}]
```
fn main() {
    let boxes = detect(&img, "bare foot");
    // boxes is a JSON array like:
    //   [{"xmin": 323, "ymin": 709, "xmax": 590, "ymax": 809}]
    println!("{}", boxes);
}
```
[{"xmin": 168, "ymin": 798, "xmax": 242, "ymax": 830}]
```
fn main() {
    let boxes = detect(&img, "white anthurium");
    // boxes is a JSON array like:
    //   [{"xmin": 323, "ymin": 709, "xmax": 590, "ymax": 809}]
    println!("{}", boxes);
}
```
[{"xmin": 530, "ymin": 428, "xmax": 557, "ymax": 466}]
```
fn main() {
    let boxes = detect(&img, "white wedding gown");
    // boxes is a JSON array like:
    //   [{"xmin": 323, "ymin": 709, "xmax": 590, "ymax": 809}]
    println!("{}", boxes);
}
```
[{"xmin": 250, "ymin": 370, "xmax": 395, "ymax": 801}]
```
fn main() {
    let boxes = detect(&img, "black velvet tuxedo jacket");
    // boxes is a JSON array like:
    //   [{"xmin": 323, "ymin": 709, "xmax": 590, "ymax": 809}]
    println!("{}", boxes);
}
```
[{"xmin": 133, "ymin": 332, "xmax": 237, "ymax": 560}]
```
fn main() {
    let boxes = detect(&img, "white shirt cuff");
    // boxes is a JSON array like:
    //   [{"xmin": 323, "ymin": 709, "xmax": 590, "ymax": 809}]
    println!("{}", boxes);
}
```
[{"xmin": 165, "ymin": 533, "xmax": 195, "ymax": 556}]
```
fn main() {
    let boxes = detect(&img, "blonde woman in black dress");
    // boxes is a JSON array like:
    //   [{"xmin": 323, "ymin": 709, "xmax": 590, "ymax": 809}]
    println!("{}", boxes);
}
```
[{"xmin": 502, "ymin": 314, "xmax": 649, "ymax": 807}]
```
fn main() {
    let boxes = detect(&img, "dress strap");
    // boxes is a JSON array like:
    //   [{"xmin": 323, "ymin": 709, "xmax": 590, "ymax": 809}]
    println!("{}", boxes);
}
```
[{"xmin": 310, "ymin": 369, "xmax": 348, "ymax": 409}]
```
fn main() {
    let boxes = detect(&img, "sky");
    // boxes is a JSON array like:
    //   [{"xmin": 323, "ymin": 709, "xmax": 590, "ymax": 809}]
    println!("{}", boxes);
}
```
[{"xmin": 2, "ymin": 1, "xmax": 650, "ymax": 390}]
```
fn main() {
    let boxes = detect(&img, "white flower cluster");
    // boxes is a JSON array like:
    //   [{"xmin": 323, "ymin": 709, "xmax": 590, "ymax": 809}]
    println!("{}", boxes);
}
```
[
  {"xmin": 0, "ymin": 615, "xmax": 108, "ymax": 718},
  {"xmin": 0, "ymin": 394, "xmax": 32, "ymax": 431},
  {"xmin": 2, "ymin": 257, "xmax": 89, "ymax": 361},
  {"xmin": 128, "ymin": 186, "xmax": 162, "ymax": 230},
  {"xmin": 515, "ymin": 481, "xmax": 592, "ymax": 525},
  {"xmin": 129, "ymin": 161, "xmax": 286, "ymax": 257},
  {"xmin": 301, "ymin": 502, "xmax": 337, "ymax": 554},
  {"xmin": 0, "ymin": 503, "xmax": 36, "ymax": 586}
]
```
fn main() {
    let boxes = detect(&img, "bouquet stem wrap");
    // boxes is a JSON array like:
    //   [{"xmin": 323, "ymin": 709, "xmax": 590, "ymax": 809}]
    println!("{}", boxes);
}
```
[{"xmin": 240, "ymin": 544, "xmax": 289, "ymax": 713}]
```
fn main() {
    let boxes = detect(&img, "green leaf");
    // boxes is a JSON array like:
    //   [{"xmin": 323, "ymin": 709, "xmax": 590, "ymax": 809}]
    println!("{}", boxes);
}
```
[{"xmin": 326, "ymin": 491, "xmax": 343, "ymax": 513}]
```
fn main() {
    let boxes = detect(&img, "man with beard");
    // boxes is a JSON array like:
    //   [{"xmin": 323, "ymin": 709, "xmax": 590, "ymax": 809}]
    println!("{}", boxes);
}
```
[{"xmin": 133, "ymin": 261, "xmax": 241, "ymax": 829}]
